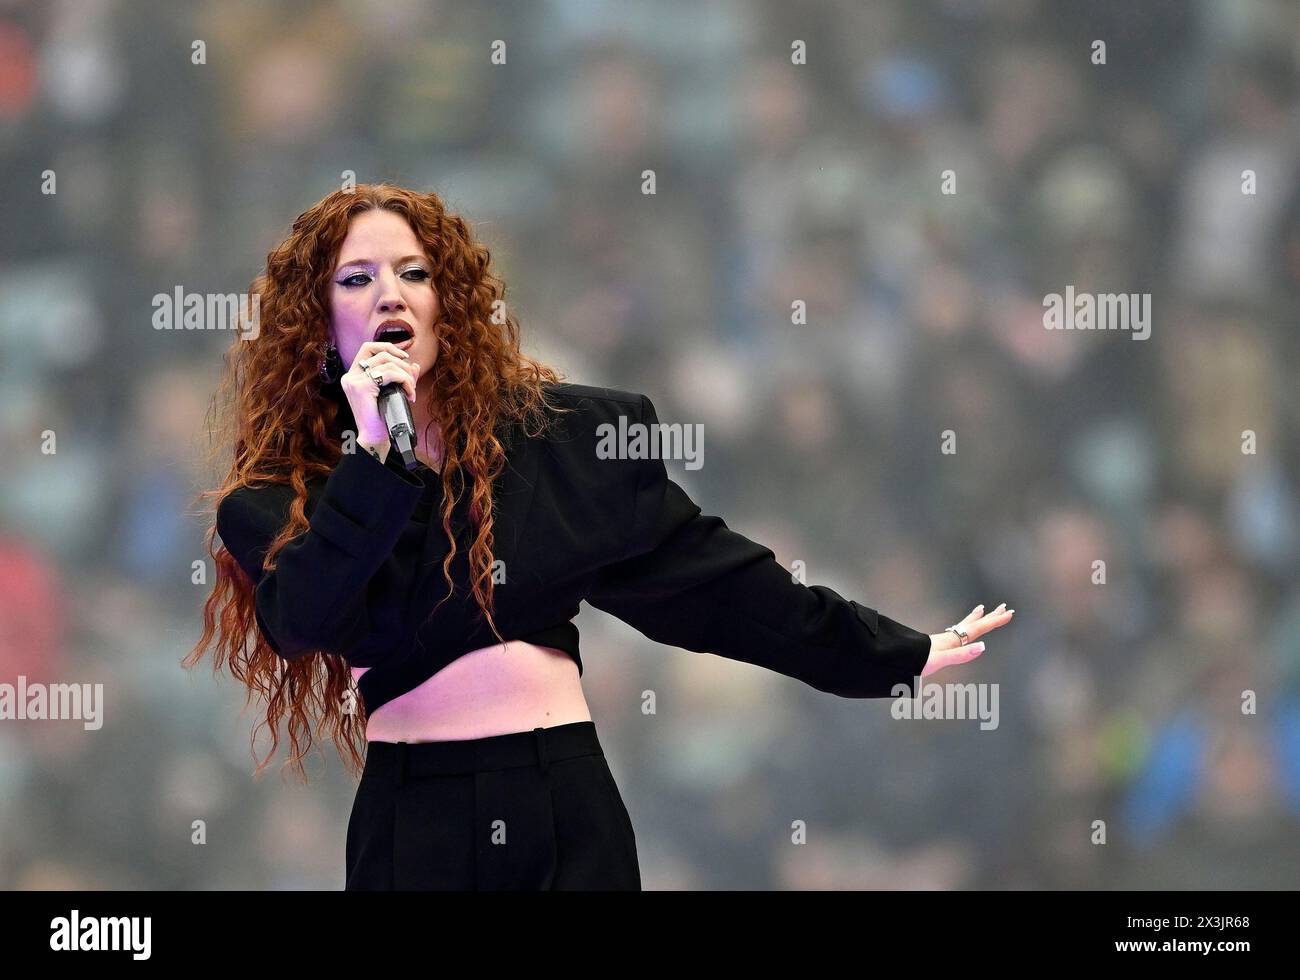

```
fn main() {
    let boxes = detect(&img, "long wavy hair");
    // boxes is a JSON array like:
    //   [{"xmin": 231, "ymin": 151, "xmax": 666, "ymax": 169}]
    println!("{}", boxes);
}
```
[{"xmin": 186, "ymin": 183, "xmax": 573, "ymax": 781}]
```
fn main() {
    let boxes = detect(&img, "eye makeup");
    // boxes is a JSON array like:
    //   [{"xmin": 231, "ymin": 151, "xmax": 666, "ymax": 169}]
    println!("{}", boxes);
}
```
[{"xmin": 335, "ymin": 267, "xmax": 431, "ymax": 288}]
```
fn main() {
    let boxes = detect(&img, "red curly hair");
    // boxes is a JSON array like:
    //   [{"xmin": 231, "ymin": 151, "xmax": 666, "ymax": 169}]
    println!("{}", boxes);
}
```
[{"xmin": 185, "ymin": 183, "xmax": 573, "ymax": 781}]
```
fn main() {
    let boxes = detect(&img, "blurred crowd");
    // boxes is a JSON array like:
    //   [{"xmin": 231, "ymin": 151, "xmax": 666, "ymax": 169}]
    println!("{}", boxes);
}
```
[{"xmin": 1, "ymin": 0, "xmax": 1299, "ymax": 889}]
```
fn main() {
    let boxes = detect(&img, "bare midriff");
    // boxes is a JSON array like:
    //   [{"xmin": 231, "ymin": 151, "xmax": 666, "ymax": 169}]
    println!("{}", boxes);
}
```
[{"xmin": 352, "ymin": 640, "xmax": 591, "ymax": 743}]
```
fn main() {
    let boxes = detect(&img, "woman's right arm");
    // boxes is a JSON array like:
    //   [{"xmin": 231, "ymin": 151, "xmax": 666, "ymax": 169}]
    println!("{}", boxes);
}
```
[{"xmin": 216, "ymin": 448, "xmax": 424, "ymax": 661}]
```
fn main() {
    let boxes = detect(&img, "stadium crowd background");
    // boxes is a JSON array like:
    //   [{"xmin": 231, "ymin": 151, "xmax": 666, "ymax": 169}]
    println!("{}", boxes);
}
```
[{"xmin": 1, "ymin": 0, "xmax": 1298, "ymax": 888}]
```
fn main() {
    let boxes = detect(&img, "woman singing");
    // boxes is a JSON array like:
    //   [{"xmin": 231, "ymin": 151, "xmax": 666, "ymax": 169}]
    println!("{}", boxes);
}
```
[{"xmin": 187, "ymin": 182, "xmax": 1013, "ymax": 890}]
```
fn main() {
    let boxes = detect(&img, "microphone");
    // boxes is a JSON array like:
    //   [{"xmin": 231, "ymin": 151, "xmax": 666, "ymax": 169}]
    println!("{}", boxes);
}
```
[{"xmin": 377, "ymin": 382, "xmax": 419, "ymax": 470}]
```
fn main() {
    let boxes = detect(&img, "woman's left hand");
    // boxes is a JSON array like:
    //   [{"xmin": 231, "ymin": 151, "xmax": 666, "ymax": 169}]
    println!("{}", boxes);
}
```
[{"xmin": 922, "ymin": 603, "xmax": 1014, "ymax": 678}]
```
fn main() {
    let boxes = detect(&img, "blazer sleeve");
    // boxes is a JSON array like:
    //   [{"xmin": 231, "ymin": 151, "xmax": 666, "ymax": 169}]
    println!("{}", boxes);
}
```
[
  {"xmin": 215, "ymin": 448, "xmax": 425, "ymax": 661},
  {"xmin": 584, "ymin": 394, "xmax": 932, "ymax": 698}
]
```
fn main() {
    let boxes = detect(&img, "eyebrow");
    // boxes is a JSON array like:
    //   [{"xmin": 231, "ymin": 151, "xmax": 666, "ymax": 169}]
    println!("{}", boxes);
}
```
[{"xmin": 335, "ymin": 254, "xmax": 429, "ymax": 271}]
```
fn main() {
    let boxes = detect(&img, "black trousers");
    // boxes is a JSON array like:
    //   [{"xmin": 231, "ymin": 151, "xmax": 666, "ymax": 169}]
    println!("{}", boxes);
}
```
[{"xmin": 345, "ymin": 720, "xmax": 641, "ymax": 890}]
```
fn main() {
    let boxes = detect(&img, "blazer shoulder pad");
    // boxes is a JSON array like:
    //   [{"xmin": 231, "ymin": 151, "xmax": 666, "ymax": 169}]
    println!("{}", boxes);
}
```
[
  {"xmin": 535, "ymin": 382, "xmax": 660, "ymax": 562},
  {"xmin": 541, "ymin": 382, "xmax": 646, "ymax": 438},
  {"xmin": 215, "ymin": 479, "xmax": 304, "ymax": 581}
]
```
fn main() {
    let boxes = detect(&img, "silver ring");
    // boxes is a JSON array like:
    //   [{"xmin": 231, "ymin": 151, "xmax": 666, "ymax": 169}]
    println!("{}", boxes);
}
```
[
  {"xmin": 366, "ymin": 367, "xmax": 383, "ymax": 384},
  {"xmin": 358, "ymin": 358, "xmax": 370, "ymax": 371},
  {"xmin": 946, "ymin": 625, "xmax": 969, "ymax": 645}
]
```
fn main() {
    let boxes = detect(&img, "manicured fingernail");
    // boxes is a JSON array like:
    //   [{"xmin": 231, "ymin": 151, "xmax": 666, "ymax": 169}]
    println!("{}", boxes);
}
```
[
  {"xmin": 1007, "ymin": 609, "xmax": 1015, "ymax": 615},
  {"xmin": 995, "ymin": 603, "xmax": 1006, "ymax": 611},
  {"xmin": 971, "ymin": 642, "xmax": 985, "ymax": 654}
]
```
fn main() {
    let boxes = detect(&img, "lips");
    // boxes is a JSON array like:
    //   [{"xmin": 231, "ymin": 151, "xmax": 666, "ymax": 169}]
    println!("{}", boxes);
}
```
[{"xmin": 373, "ymin": 319, "xmax": 415, "ymax": 348}]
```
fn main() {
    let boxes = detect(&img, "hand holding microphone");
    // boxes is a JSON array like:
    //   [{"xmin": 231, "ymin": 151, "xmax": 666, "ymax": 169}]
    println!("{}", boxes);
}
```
[{"xmin": 339, "ymin": 340, "xmax": 420, "ymax": 468}]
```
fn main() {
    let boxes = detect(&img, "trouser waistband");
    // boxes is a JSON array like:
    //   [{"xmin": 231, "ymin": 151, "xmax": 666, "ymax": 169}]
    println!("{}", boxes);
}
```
[{"xmin": 362, "ymin": 720, "xmax": 602, "ymax": 784}]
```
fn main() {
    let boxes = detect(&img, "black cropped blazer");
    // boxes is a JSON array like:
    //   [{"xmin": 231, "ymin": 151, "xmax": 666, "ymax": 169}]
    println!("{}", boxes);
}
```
[{"xmin": 214, "ymin": 382, "xmax": 932, "ymax": 721}]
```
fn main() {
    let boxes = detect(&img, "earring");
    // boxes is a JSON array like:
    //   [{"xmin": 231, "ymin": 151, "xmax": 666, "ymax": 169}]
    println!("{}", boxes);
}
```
[{"xmin": 318, "ymin": 342, "xmax": 344, "ymax": 385}]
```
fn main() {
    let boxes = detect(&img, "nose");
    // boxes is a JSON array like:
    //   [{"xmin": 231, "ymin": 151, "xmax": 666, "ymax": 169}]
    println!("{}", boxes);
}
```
[{"xmin": 375, "ymin": 269, "xmax": 407, "ymax": 314}]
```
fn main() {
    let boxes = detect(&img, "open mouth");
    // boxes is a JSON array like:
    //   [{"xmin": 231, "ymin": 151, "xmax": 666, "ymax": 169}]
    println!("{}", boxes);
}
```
[{"xmin": 373, "ymin": 320, "xmax": 415, "ymax": 346}]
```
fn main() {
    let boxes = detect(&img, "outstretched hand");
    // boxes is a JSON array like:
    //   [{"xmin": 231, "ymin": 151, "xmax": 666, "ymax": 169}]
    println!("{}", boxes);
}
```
[{"xmin": 922, "ymin": 603, "xmax": 1014, "ymax": 678}]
